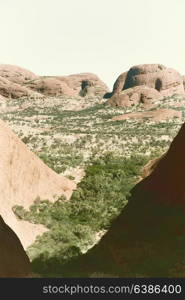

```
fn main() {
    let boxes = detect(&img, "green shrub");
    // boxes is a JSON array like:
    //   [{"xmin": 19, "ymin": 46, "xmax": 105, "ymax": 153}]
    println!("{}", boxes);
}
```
[{"xmin": 13, "ymin": 153, "xmax": 150, "ymax": 276}]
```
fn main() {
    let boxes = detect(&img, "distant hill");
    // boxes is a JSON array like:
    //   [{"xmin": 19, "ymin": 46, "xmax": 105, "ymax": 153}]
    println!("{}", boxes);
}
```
[{"xmin": 0, "ymin": 64, "xmax": 109, "ymax": 99}]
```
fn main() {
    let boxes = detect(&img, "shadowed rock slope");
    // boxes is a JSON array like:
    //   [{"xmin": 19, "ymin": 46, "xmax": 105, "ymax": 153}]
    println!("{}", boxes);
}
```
[
  {"xmin": 0, "ymin": 120, "xmax": 76, "ymax": 249},
  {"xmin": 0, "ymin": 215, "xmax": 32, "ymax": 277},
  {"xmin": 64, "ymin": 122, "xmax": 185, "ymax": 277}
]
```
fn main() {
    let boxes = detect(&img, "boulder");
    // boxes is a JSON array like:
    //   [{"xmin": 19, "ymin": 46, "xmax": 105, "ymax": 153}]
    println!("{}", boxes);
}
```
[
  {"xmin": 0, "ymin": 119, "xmax": 76, "ymax": 249},
  {"xmin": 109, "ymin": 85, "xmax": 161, "ymax": 107},
  {"xmin": 0, "ymin": 64, "xmax": 37, "ymax": 84},
  {"xmin": 0, "ymin": 215, "xmax": 32, "ymax": 277}
]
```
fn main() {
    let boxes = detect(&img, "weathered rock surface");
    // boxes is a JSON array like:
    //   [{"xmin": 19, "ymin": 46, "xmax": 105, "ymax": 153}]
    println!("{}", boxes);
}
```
[
  {"xmin": 25, "ymin": 77, "xmax": 75, "ymax": 97},
  {"xmin": 109, "ymin": 85, "xmax": 161, "ymax": 107},
  {"xmin": 0, "ymin": 64, "xmax": 109, "ymax": 98},
  {"xmin": 0, "ymin": 120, "xmax": 76, "ymax": 249},
  {"xmin": 64, "ymin": 122, "xmax": 185, "ymax": 277},
  {"xmin": 0, "ymin": 64, "xmax": 37, "ymax": 84},
  {"xmin": 123, "ymin": 64, "xmax": 184, "ymax": 96},
  {"xmin": 141, "ymin": 156, "xmax": 163, "ymax": 179},
  {"xmin": 56, "ymin": 73, "xmax": 109, "ymax": 97},
  {"xmin": 0, "ymin": 215, "xmax": 32, "ymax": 277},
  {"xmin": 109, "ymin": 64, "xmax": 185, "ymax": 107},
  {"xmin": 112, "ymin": 108, "xmax": 181, "ymax": 122},
  {"xmin": 0, "ymin": 76, "xmax": 42, "ymax": 99},
  {"xmin": 26, "ymin": 73, "xmax": 109, "ymax": 97},
  {"xmin": 112, "ymin": 71, "xmax": 128, "ymax": 94},
  {"xmin": 79, "ymin": 80, "xmax": 98, "ymax": 97}
]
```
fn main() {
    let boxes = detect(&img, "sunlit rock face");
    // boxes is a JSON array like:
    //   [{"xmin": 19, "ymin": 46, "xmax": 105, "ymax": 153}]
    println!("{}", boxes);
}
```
[
  {"xmin": 109, "ymin": 85, "xmax": 161, "ymax": 107},
  {"xmin": 123, "ymin": 64, "xmax": 184, "ymax": 97},
  {"xmin": 109, "ymin": 64, "xmax": 184, "ymax": 108}
]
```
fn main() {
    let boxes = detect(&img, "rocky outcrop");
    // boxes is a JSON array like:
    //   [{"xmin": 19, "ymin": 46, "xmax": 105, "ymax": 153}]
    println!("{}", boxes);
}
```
[
  {"xmin": 0, "ymin": 120, "xmax": 76, "ymax": 249},
  {"xmin": 109, "ymin": 64, "xmax": 185, "ymax": 107},
  {"xmin": 25, "ymin": 77, "xmax": 75, "ymax": 97},
  {"xmin": 0, "ymin": 76, "xmax": 42, "ymax": 99},
  {"xmin": 25, "ymin": 73, "xmax": 109, "ymax": 97},
  {"xmin": 0, "ymin": 215, "xmax": 32, "ymax": 277},
  {"xmin": 112, "ymin": 71, "xmax": 127, "ymax": 94},
  {"xmin": 109, "ymin": 85, "xmax": 161, "ymax": 107},
  {"xmin": 0, "ymin": 64, "xmax": 109, "ymax": 99},
  {"xmin": 0, "ymin": 64, "xmax": 37, "ymax": 84},
  {"xmin": 56, "ymin": 73, "xmax": 109, "ymax": 97},
  {"xmin": 112, "ymin": 108, "xmax": 182, "ymax": 122},
  {"xmin": 123, "ymin": 64, "xmax": 184, "ymax": 96},
  {"xmin": 64, "ymin": 122, "xmax": 185, "ymax": 277},
  {"xmin": 79, "ymin": 80, "xmax": 98, "ymax": 97},
  {"xmin": 141, "ymin": 156, "xmax": 163, "ymax": 179}
]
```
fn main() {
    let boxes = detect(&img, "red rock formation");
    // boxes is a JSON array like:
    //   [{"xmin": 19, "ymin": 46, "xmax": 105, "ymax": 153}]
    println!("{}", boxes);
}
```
[
  {"xmin": 112, "ymin": 71, "xmax": 127, "ymax": 94},
  {"xmin": 109, "ymin": 85, "xmax": 161, "ymax": 107},
  {"xmin": 0, "ymin": 215, "xmax": 32, "ymax": 277},
  {"xmin": 0, "ymin": 64, "xmax": 37, "ymax": 84},
  {"xmin": 0, "ymin": 76, "xmax": 42, "ymax": 99},
  {"xmin": 123, "ymin": 64, "xmax": 184, "ymax": 96},
  {"xmin": 26, "ymin": 73, "xmax": 109, "ymax": 97},
  {"xmin": 56, "ymin": 73, "xmax": 109, "ymax": 97},
  {"xmin": 0, "ymin": 64, "xmax": 109, "ymax": 98},
  {"xmin": 109, "ymin": 64, "xmax": 185, "ymax": 107},
  {"xmin": 141, "ymin": 156, "xmax": 164, "ymax": 179},
  {"xmin": 25, "ymin": 77, "xmax": 75, "ymax": 97}
]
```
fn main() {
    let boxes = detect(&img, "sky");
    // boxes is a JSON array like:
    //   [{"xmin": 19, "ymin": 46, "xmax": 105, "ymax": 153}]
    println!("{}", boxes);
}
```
[{"xmin": 0, "ymin": 0, "xmax": 185, "ymax": 89}]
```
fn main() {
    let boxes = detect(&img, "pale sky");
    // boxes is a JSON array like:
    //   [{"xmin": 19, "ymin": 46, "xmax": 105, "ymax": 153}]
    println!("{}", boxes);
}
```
[{"xmin": 0, "ymin": 0, "xmax": 185, "ymax": 89}]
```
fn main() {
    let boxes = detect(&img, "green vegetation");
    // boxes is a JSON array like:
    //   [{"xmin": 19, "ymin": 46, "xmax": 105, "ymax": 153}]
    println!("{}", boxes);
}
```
[
  {"xmin": 13, "ymin": 153, "xmax": 150, "ymax": 277},
  {"xmin": 3, "ymin": 93, "xmax": 185, "ymax": 277}
]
